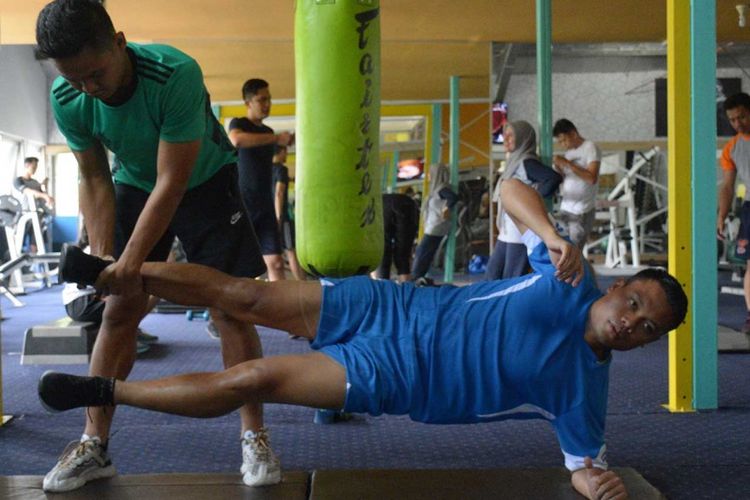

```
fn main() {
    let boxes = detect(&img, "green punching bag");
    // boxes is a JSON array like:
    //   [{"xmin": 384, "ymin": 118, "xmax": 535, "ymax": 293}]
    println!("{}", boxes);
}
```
[{"xmin": 295, "ymin": 0, "xmax": 382, "ymax": 277}]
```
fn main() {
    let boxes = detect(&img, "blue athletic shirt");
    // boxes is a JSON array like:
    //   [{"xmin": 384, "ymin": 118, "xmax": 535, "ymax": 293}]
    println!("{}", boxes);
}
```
[
  {"xmin": 315, "ymin": 231, "xmax": 609, "ymax": 471},
  {"xmin": 50, "ymin": 43, "xmax": 236, "ymax": 192}
]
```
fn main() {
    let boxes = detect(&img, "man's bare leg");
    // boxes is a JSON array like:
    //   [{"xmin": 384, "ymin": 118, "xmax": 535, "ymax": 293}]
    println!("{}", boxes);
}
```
[
  {"xmin": 113, "ymin": 352, "xmax": 345, "ymax": 417},
  {"xmin": 138, "ymin": 262, "xmax": 321, "ymax": 338},
  {"xmin": 285, "ymin": 249, "xmax": 306, "ymax": 281},
  {"xmin": 211, "ymin": 308, "xmax": 264, "ymax": 433},
  {"xmin": 263, "ymin": 254, "xmax": 286, "ymax": 282},
  {"xmin": 84, "ymin": 292, "xmax": 148, "ymax": 440}
]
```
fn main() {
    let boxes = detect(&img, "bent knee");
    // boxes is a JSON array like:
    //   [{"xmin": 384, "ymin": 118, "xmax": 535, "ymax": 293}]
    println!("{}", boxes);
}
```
[
  {"xmin": 223, "ymin": 361, "xmax": 277, "ymax": 400},
  {"xmin": 208, "ymin": 278, "xmax": 264, "ymax": 320}
]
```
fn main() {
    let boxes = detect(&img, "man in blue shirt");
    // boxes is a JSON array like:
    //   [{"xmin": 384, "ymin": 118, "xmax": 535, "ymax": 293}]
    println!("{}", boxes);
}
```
[{"xmin": 42, "ymin": 179, "xmax": 687, "ymax": 500}]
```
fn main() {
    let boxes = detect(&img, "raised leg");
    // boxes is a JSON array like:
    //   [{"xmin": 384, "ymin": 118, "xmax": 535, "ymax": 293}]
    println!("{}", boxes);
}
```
[
  {"xmin": 138, "ymin": 261, "xmax": 322, "ymax": 338},
  {"xmin": 114, "ymin": 352, "xmax": 346, "ymax": 417}
]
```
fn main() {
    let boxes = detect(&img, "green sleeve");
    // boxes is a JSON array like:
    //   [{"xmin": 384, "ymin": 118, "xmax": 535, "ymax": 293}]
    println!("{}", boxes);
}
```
[
  {"xmin": 50, "ymin": 82, "xmax": 94, "ymax": 152},
  {"xmin": 159, "ymin": 60, "xmax": 206, "ymax": 143}
]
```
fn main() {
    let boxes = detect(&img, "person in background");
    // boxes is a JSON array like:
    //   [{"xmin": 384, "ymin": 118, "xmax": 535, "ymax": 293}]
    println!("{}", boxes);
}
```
[
  {"xmin": 485, "ymin": 120, "xmax": 562, "ymax": 281},
  {"xmin": 717, "ymin": 92, "xmax": 750, "ymax": 333},
  {"xmin": 272, "ymin": 145, "xmax": 305, "ymax": 280},
  {"xmin": 373, "ymin": 192, "xmax": 419, "ymax": 283},
  {"xmin": 14, "ymin": 156, "xmax": 55, "ymax": 253},
  {"xmin": 410, "ymin": 164, "xmax": 458, "ymax": 286},
  {"xmin": 229, "ymin": 78, "xmax": 293, "ymax": 281},
  {"xmin": 552, "ymin": 119, "xmax": 602, "ymax": 250}
]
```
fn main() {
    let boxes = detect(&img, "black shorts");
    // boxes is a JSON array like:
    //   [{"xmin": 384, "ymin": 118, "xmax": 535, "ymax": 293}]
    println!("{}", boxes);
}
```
[
  {"xmin": 115, "ymin": 165, "xmax": 266, "ymax": 278},
  {"xmin": 249, "ymin": 209, "xmax": 283, "ymax": 255},
  {"xmin": 735, "ymin": 201, "xmax": 750, "ymax": 261}
]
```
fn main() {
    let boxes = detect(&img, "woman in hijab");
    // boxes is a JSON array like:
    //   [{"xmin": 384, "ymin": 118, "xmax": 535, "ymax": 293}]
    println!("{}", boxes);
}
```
[
  {"xmin": 485, "ymin": 120, "xmax": 562, "ymax": 280},
  {"xmin": 410, "ymin": 163, "xmax": 459, "ymax": 285}
]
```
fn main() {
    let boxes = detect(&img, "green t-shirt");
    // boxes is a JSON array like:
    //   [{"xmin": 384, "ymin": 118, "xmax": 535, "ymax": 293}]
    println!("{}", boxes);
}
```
[{"xmin": 51, "ymin": 43, "xmax": 236, "ymax": 192}]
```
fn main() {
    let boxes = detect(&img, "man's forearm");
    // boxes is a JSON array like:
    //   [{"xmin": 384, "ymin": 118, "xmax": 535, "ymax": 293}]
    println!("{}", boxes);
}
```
[
  {"xmin": 230, "ymin": 130, "xmax": 277, "ymax": 149},
  {"xmin": 718, "ymin": 185, "xmax": 734, "ymax": 221},
  {"xmin": 79, "ymin": 176, "xmax": 116, "ymax": 257},
  {"xmin": 567, "ymin": 160, "xmax": 598, "ymax": 184},
  {"xmin": 119, "ymin": 180, "xmax": 186, "ymax": 266}
]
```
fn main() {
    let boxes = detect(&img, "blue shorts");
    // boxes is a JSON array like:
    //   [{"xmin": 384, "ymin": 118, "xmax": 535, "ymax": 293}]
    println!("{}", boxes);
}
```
[{"xmin": 311, "ymin": 276, "xmax": 416, "ymax": 417}]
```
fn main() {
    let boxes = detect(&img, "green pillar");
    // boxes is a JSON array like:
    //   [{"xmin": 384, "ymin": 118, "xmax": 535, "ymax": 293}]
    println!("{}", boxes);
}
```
[
  {"xmin": 389, "ymin": 150, "xmax": 400, "ymax": 193},
  {"xmin": 690, "ymin": 0, "xmax": 718, "ymax": 409},
  {"xmin": 535, "ymin": 0, "xmax": 552, "ymax": 164},
  {"xmin": 380, "ymin": 157, "xmax": 389, "ymax": 192},
  {"xmin": 444, "ymin": 76, "xmax": 460, "ymax": 283},
  {"xmin": 431, "ymin": 103, "xmax": 442, "ymax": 167}
]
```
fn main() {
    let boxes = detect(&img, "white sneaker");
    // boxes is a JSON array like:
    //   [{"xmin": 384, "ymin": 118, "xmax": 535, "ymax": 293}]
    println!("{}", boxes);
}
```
[
  {"xmin": 42, "ymin": 436, "xmax": 116, "ymax": 492},
  {"xmin": 241, "ymin": 427, "xmax": 281, "ymax": 486}
]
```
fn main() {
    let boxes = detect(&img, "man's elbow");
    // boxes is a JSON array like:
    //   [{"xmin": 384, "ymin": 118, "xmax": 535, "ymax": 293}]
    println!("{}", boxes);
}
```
[
  {"xmin": 499, "ymin": 178, "xmax": 523, "ymax": 197},
  {"xmin": 228, "ymin": 132, "xmax": 242, "ymax": 148}
]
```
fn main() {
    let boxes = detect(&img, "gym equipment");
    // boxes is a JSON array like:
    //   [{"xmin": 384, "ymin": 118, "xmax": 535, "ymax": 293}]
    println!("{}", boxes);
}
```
[
  {"xmin": 586, "ymin": 147, "xmax": 662, "ymax": 269},
  {"xmin": 0, "ymin": 195, "xmax": 22, "ymax": 228},
  {"xmin": 153, "ymin": 299, "xmax": 192, "ymax": 314},
  {"xmin": 0, "ymin": 252, "xmax": 59, "ymax": 307},
  {"xmin": 20, "ymin": 317, "xmax": 98, "ymax": 365},
  {"xmin": 0, "ymin": 192, "xmax": 56, "ymax": 299},
  {"xmin": 186, "ymin": 309, "xmax": 210, "ymax": 321},
  {"xmin": 294, "ymin": 0, "xmax": 383, "ymax": 277}
]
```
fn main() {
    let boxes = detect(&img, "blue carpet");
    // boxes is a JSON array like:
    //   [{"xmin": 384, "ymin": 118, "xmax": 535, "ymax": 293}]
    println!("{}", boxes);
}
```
[{"xmin": 1, "ymin": 281, "xmax": 749, "ymax": 500}]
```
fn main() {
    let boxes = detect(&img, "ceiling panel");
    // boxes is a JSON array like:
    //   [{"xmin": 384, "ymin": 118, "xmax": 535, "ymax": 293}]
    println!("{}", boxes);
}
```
[{"xmin": 2, "ymin": 0, "xmax": 749, "ymax": 102}]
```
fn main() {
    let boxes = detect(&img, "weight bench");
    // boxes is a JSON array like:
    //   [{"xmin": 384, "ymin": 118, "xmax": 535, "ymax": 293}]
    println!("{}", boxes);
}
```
[{"xmin": 20, "ymin": 317, "xmax": 99, "ymax": 365}]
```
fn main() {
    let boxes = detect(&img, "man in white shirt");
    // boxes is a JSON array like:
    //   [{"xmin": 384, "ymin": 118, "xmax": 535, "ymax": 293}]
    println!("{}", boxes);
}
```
[{"xmin": 552, "ymin": 119, "xmax": 602, "ymax": 249}]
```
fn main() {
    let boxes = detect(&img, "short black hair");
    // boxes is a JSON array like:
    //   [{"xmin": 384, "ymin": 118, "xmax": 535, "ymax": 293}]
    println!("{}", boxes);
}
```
[
  {"xmin": 24, "ymin": 157, "xmax": 39, "ymax": 165},
  {"xmin": 242, "ymin": 79, "xmax": 269, "ymax": 101},
  {"xmin": 723, "ymin": 92, "xmax": 750, "ymax": 113},
  {"xmin": 552, "ymin": 118, "xmax": 577, "ymax": 137},
  {"xmin": 36, "ymin": 0, "xmax": 115, "ymax": 59},
  {"xmin": 625, "ymin": 268, "xmax": 688, "ymax": 333}
]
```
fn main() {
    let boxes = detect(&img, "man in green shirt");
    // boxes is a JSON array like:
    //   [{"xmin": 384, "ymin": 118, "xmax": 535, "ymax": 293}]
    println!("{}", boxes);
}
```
[{"xmin": 36, "ymin": 0, "xmax": 280, "ymax": 491}]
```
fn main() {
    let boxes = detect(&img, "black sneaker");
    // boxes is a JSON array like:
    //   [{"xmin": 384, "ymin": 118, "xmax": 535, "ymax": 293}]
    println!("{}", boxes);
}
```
[
  {"xmin": 58, "ymin": 244, "xmax": 111, "ymax": 287},
  {"xmin": 38, "ymin": 371, "xmax": 115, "ymax": 413},
  {"xmin": 414, "ymin": 276, "xmax": 436, "ymax": 287}
]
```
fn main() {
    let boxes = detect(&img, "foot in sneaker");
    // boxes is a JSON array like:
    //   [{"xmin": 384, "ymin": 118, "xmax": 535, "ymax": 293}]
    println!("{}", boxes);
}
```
[
  {"xmin": 241, "ymin": 427, "xmax": 281, "ymax": 486},
  {"xmin": 58, "ymin": 244, "xmax": 111, "ymax": 286},
  {"xmin": 38, "ymin": 371, "xmax": 115, "ymax": 412},
  {"xmin": 43, "ymin": 436, "xmax": 116, "ymax": 492}
]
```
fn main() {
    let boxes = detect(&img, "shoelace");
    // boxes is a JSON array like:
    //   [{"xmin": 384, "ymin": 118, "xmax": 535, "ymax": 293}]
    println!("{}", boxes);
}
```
[
  {"xmin": 243, "ymin": 430, "xmax": 271, "ymax": 462},
  {"xmin": 57, "ymin": 440, "xmax": 98, "ymax": 467}
]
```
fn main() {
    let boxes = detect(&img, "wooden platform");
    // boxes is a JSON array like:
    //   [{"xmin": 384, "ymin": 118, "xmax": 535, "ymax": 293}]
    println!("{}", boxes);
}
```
[{"xmin": 0, "ymin": 468, "xmax": 663, "ymax": 499}]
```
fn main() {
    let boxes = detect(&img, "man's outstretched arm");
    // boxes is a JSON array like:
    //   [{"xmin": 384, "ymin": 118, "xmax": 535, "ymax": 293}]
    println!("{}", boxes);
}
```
[
  {"xmin": 571, "ymin": 457, "xmax": 628, "ymax": 499},
  {"xmin": 499, "ymin": 178, "xmax": 584, "ymax": 285}
]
